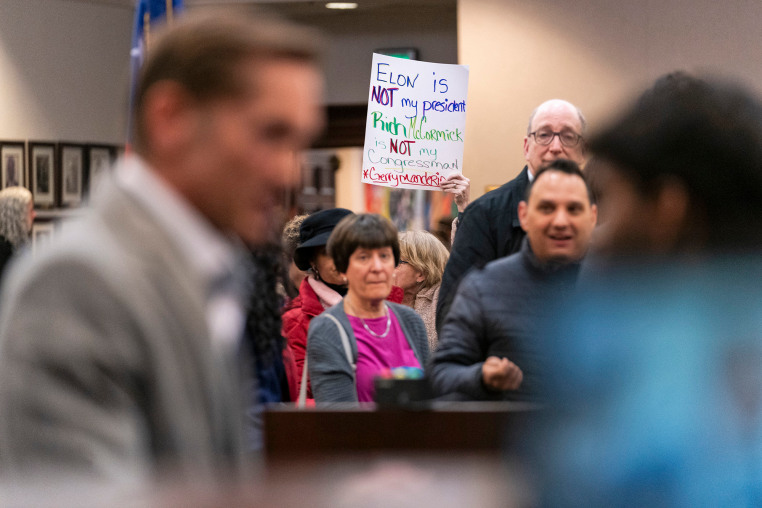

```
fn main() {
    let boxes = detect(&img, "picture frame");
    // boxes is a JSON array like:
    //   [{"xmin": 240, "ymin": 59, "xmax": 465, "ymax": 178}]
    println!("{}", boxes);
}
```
[
  {"xmin": 28, "ymin": 142, "xmax": 57, "ymax": 208},
  {"xmin": 0, "ymin": 141, "xmax": 27, "ymax": 189},
  {"xmin": 86, "ymin": 144, "xmax": 117, "ymax": 196},
  {"xmin": 32, "ymin": 220, "xmax": 55, "ymax": 255},
  {"xmin": 59, "ymin": 143, "xmax": 85, "ymax": 207}
]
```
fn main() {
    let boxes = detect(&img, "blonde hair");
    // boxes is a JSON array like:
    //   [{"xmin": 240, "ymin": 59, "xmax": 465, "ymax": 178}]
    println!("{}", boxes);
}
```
[
  {"xmin": 398, "ymin": 230, "xmax": 449, "ymax": 288},
  {"xmin": 282, "ymin": 214, "xmax": 309, "ymax": 258},
  {"xmin": 0, "ymin": 186, "xmax": 32, "ymax": 249}
]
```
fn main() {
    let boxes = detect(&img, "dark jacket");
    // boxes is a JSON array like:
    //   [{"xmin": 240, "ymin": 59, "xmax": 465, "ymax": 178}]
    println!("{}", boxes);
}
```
[
  {"xmin": 436, "ymin": 166, "xmax": 530, "ymax": 332},
  {"xmin": 430, "ymin": 238, "xmax": 581, "ymax": 401},
  {"xmin": 0, "ymin": 236, "xmax": 15, "ymax": 284}
]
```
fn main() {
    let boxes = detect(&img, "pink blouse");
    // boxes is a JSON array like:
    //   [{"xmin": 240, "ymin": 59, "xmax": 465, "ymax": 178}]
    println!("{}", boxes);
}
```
[{"xmin": 347, "ymin": 311, "xmax": 421, "ymax": 402}]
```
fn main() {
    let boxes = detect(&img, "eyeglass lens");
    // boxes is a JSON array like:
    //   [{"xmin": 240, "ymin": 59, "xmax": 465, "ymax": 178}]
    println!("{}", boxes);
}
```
[{"xmin": 533, "ymin": 129, "xmax": 580, "ymax": 147}]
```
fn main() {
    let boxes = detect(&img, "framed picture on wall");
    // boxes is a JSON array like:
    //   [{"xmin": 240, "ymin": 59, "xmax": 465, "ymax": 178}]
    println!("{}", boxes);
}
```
[
  {"xmin": 86, "ymin": 144, "xmax": 116, "ymax": 195},
  {"xmin": 32, "ymin": 220, "xmax": 55, "ymax": 255},
  {"xmin": 29, "ymin": 142, "xmax": 57, "ymax": 208},
  {"xmin": 59, "ymin": 143, "xmax": 84, "ymax": 207},
  {"xmin": 0, "ymin": 141, "xmax": 26, "ymax": 189}
]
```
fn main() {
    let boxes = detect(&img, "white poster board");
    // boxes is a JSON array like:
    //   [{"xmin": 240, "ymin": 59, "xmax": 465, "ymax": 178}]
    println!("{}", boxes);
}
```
[{"xmin": 362, "ymin": 54, "xmax": 469, "ymax": 191}]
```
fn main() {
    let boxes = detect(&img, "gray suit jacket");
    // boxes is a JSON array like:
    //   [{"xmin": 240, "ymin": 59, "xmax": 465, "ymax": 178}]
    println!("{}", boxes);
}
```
[{"xmin": 0, "ymin": 175, "xmax": 249, "ymax": 481}]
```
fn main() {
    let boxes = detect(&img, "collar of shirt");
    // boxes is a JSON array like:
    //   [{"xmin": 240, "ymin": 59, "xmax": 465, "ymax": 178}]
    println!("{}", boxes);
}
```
[
  {"xmin": 522, "ymin": 236, "xmax": 582, "ymax": 278},
  {"xmin": 115, "ymin": 155, "xmax": 249, "ymax": 351}
]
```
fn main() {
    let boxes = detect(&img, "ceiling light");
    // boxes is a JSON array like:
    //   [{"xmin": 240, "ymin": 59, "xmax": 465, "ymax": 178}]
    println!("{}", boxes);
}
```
[{"xmin": 326, "ymin": 2, "xmax": 358, "ymax": 9}]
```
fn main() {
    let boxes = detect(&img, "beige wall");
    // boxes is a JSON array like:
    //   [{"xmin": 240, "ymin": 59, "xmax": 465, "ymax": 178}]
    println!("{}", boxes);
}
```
[
  {"xmin": 0, "ymin": 1, "xmax": 456, "ymax": 143},
  {"xmin": 0, "ymin": 0, "xmax": 132, "ymax": 142},
  {"xmin": 459, "ymin": 0, "xmax": 762, "ymax": 200},
  {"xmin": 334, "ymin": 147, "xmax": 365, "ymax": 213},
  {"xmin": 313, "ymin": 5, "xmax": 458, "ymax": 105}
]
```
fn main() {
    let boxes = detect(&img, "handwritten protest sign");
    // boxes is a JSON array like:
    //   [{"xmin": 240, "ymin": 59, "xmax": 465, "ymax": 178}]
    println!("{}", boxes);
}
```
[{"xmin": 362, "ymin": 53, "xmax": 469, "ymax": 191}]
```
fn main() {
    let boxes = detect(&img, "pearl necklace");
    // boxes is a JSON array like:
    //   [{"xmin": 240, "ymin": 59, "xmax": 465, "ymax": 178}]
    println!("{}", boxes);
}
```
[{"xmin": 348, "ymin": 300, "xmax": 391, "ymax": 338}]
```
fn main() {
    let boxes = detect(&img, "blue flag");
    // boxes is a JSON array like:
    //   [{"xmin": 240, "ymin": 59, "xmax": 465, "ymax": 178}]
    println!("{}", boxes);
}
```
[{"xmin": 126, "ymin": 0, "xmax": 184, "ymax": 149}]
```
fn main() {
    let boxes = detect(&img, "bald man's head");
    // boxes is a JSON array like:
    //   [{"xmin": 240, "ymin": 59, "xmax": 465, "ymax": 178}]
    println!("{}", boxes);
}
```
[{"xmin": 523, "ymin": 99, "xmax": 587, "ymax": 175}]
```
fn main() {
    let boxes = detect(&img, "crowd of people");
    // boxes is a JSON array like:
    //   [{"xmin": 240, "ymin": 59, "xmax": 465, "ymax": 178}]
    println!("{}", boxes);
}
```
[{"xmin": 0, "ymin": 7, "xmax": 760, "ymax": 505}]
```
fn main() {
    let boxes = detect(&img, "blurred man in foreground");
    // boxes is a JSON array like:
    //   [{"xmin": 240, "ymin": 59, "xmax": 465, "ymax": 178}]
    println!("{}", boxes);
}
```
[
  {"xmin": 0, "ymin": 10, "xmax": 323, "ymax": 482},
  {"xmin": 535, "ymin": 75, "xmax": 762, "ymax": 506},
  {"xmin": 431, "ymin": 159, "xmax": 596, "ymax": 401}
]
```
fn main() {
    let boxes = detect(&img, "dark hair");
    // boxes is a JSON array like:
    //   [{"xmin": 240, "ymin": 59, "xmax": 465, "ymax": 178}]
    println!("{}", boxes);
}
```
[
  {"xmin": 134, "ymin": 9, "xmax": 322, "ymax": 153},
  {"xmin": 581, "ymin": 156, "xmax": 605, "ymax": 207},
  {"xmin": 524, "ymin": 158, "xmax": 592, "ymax": 204},
  {"xmin": 589, "ymin": 75, "xmax": 762, "ymax": 251},
  {"xmin": 327, "ymin": 214, "xmax": 400, "ymax": 273},
  {"xmin": 638, "ymin": 71, "xmax": 699, "ymax": 105},
  {"xmin": 245, "ymin": 245, "xmax": 285, "ymax": 378}
]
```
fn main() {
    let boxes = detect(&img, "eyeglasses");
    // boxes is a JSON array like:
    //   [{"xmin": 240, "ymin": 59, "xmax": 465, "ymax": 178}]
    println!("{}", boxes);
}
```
[{"xmin": 529, "ymin": 129, "xmax": 583, "ymax": 147}]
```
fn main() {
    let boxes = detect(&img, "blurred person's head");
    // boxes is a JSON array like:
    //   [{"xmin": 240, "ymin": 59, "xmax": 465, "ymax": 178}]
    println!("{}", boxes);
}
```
[
  {"xmin": 589, "ymin": 75, "xmax": 762, "ymax": 256},
  {"xmin": 328, "ymin": 214, "xmax": 400, "ymax": 304},
  {"xmin": 0, "ymin": 187, "xmax": 34, "ymax": 249},
  {"xmin": 519, "ymin": 159, "xmax": 597, "ymax": 263},
  {"xmin": 395, "ymin": 230, "xmax": 449, "ymax": 300},
  {"xmin": 132, "ymin": 10, "xmax": 325, "ymax": 246},
  {"xmin": 524, "ymin": 99, "xmax": 587, "ymax": 176},
  {"xmin": 294, "ymin": 208, "xmax": 354, "ymax": 287},
  {"xmin": 639, "ymin": 70, "xmax": 698, "ymax": 103}
]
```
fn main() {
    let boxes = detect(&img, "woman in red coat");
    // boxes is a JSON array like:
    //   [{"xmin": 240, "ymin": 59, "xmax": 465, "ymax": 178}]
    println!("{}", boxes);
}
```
[
  {"xmin": 282, "ymin": 208, "xmax": 354, "ymax": 398},
  {"xmin": 282, "ymin": 208, "xmax": 404, "ymax": 399}
]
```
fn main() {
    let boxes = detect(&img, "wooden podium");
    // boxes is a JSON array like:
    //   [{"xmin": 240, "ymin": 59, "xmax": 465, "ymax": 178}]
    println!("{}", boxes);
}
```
[{"xmin": 263, "ymin": 401, "xmax": 538, "ymax": 461}]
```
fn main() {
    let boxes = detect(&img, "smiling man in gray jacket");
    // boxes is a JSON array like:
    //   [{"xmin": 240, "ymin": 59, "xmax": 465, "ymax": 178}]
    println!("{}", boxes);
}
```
[{"xmin": 431, "ymin": 159, "xmax": 596, "ymax": 401}]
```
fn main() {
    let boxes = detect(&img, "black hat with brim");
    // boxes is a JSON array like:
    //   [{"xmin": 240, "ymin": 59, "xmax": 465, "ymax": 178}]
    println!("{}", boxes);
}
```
[{"xmin": 293, "ymin": 208, "xmax": 354, "ymax": 271}]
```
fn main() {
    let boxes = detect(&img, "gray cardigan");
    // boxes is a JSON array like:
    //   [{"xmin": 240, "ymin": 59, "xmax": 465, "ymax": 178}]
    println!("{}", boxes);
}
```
[{"xmin": 307, "ymin": 300, "xmax": 429, "ymax": 403}]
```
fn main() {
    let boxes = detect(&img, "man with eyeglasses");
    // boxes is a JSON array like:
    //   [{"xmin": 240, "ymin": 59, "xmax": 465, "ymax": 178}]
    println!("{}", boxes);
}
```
[{"xmin": 436, "ymin": 99, "xmax": 587, "ymax": 332}]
